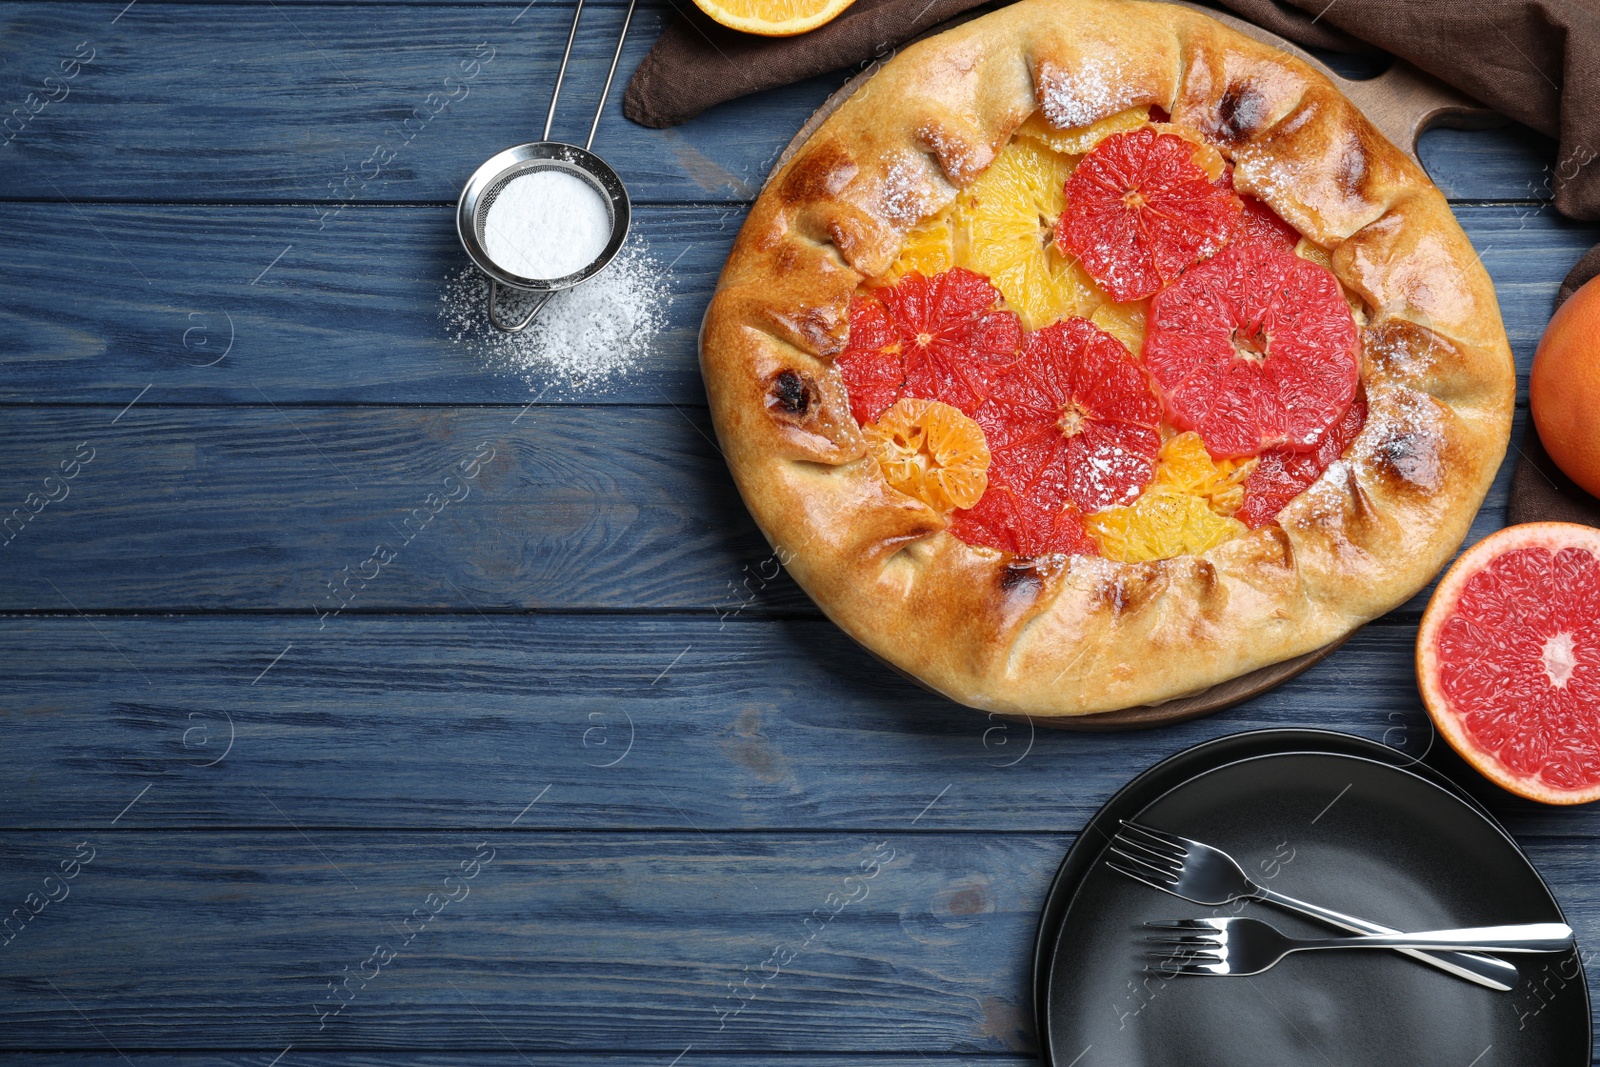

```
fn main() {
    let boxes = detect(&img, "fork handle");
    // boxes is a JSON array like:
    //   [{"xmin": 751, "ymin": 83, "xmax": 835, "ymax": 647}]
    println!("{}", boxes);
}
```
[
  {"xmin": 1260, "ymin": 888, "xmax": 1523, "ymax": 991},
  {"xmin": 1292, "ymin": 923, "xmax": 1574, "ymax": 954}
]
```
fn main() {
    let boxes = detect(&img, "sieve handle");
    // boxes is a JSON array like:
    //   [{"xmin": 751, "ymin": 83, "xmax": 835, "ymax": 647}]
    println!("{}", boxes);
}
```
[
  {"xmin": 544, "ymin": 0, "xmax": 586, "ymax": 143},
  {"xmin": 585, "ymin": 0, "xmax": 639, "ymax": 152},
  {"xmin": 487, "ymin": 280, "xmax": 552, "ymax": 333}
]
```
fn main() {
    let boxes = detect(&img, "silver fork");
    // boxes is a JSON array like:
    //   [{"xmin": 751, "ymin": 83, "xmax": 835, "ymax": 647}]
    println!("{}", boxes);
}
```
[
  {"xmin": 1145, "ymin": 917, "xmax": 1574, "ymax": 977},
  {"xmin": 1106, "ymin": 820, "xmax": 1522, "ymax": 991}
]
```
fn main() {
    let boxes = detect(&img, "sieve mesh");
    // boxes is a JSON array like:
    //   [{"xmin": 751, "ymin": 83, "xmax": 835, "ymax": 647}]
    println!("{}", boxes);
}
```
[{"xmin": 474, "ymin": 162, "xmax": 613, "ymax": 248}]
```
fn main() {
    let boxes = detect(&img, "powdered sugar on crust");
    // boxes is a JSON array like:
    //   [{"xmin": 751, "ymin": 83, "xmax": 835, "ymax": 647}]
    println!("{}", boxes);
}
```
[
  {"xmin": 1037, "ymin": 58, "xmax": 1142, "ymax": 131},
  {"xmin": 1298, "ymin": 458, "xmax": 1356, "ymax": 515},
  {"xmin": 914, "ymin": 121, "xmax": 994, "ymax": 185},
  {"xmin": 878, "ymin": 151, "xmax": 954, "ymax": 225},
  {"xmin": 1355, "ymin": 388, "xmax": 1447, "ymax": 492}
]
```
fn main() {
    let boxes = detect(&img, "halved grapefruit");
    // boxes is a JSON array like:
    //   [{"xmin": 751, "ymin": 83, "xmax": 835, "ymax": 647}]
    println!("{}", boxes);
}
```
[{"xmin": 1417, "ymin": 523, "xmax": 1600, "ymax": 804}]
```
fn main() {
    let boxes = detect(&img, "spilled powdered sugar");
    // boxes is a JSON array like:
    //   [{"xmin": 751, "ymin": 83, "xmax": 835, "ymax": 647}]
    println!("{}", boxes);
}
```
[{"xmin": 439, "ymin": 243, "xmax": 669, "ymax": 393}]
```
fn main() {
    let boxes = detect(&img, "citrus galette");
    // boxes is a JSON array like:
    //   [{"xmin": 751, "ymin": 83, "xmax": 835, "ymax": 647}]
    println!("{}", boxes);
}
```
[{"xmin": 700, "ymin": 0, "xmax": 1514, "ymax": 717}]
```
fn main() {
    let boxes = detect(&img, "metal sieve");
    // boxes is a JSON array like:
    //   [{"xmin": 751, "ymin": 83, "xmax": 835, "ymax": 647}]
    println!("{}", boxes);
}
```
[{"xmin": 456, "ymin": 0, "xmax": 637, "ymax": 332}]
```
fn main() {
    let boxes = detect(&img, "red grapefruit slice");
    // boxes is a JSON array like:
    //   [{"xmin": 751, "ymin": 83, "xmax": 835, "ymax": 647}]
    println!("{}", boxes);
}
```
[
  {"xmin": 1236, "ymin": 394, "xmax": 1367, "ymax": 528},
  {"xmin": 948, "ymin": 482, "xmax": 1097, "ymax": 557},
  {"xmin": 836, "ymin": 295, "xmax": 903, "ymax": 425},
  {"xmin": 1144, "ymin": 240, "xmax": 1360, "ymax": 459},
  {"xmin": 836, "ymin": 268, "xmax": 1022, "ymax": 423},
  {"xmin": 1417, "ymin": 523, "xmax": 1600, "ymax": 804},
  {"xmin": 881, "ymin": 267, "xmax": 1023, "ymax": 415},
  {"xmin": 1216, "ymin": 169, "xmax": 1299, "ymax": 251},
  {"xmin": 976, "ymin": 318, "xmax": 1161, "ymax": 513},
  {"xmin": 1056, "ymin": 127, "xmax": 1243, "ymax": 302}
]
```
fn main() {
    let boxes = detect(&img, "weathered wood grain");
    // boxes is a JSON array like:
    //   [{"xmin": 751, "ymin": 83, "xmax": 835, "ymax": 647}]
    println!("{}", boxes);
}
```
[
  {"xmin": 0, "ymin": 2, "xmax": 834, "ymax": 204},
  {"xmin": 0, "ymin": 203, "xmax": 1588, "ymax": 406},
  {"xmin": 0, "ymin": 831, "xmax": 1592, "ymax": 1052},
  {"xmin": 0, "ymin": 1059, "xmax": 1033, "ymax": 1067},
  {"xmin": 0, "ymin": 613, "xmax": 1496, "ymax": 833},
  {"xmin": 0, "ymin": 831, "xmax": 1053, "ymax": 1052},
  {"xmin": 0, "ymin": 405, "xmax": 1518, "ymax": 612},
  {"xmin": 0, "ymin": 203, "xmax": 742, "ymax": 406},
  {"xmin": 0, "ymin": 3, "xmax": 1562, "ymax": 206}
]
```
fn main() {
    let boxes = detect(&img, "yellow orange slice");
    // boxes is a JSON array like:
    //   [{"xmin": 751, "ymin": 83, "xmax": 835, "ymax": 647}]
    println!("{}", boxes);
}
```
[
  {"xmin": 951, "ymin": 137, "xmax": 1093, "ymax": 329},
  {"xmin": 882, "ymin": 211, "xmax": 955, "ymax": 285},
  {"xmin": 1089, "ymin": 298, "xmax": 1149, "ymax": 357},
  {"xmin": 864, "ymin": 397, "xmax": 991, "ymax": 512},
  {"xmin": 691, "ymin": 0, "xmax": 856, "ymax": 36},
  {"xmin": 1085, "ymin": 489, "xmax": 1247, "ymax": 563},
  {"xmin": 1084, "ymin": 433, "xmax": 1253, "ymax": 561},
  {"xmin": 1150, "ymin": 432, "xmax": 1255, "ymax": 516}
]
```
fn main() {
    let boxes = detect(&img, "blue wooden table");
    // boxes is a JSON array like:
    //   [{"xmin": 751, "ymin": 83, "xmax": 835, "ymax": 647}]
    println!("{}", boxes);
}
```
[{"xmin": 1, "ymin": 2, "xmax": 1597, "ymax": 1063}]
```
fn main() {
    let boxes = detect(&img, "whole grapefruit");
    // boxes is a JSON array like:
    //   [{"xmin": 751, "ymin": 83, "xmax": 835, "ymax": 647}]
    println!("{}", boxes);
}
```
[
  {"xmin": 1530, "ymin": 273, "xmax": 1600, "ymax": 498},
  {"xmin": 1417, "ymin": 523, "xmax": 1600, "ymax": 804}
]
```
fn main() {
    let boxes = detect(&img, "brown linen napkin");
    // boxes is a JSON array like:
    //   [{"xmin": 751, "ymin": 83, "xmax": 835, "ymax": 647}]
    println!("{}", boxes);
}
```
[
  {"xmin": 1507, "ymin": 255, "xmax": 1600, "ymax": 529},
  {"xmin": 624, "ymin": 0, "xmax": 1600, "ymax": 218}
]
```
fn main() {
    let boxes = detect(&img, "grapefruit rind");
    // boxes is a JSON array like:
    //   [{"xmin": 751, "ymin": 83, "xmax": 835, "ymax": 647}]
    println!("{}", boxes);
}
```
[{"xmin": 1417, "ymin": 522, "xmax": 1600, "ymax": 805}]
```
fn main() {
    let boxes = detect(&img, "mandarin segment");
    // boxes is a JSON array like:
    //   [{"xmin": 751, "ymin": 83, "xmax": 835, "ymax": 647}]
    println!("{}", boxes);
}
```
[
  {"xmin": 865, "ymin": 397, "xmax": 991, "ymax": 512},
  {"xmin": 1151, "ymin": 431, "xmax": 1255, "ymax": 516}
]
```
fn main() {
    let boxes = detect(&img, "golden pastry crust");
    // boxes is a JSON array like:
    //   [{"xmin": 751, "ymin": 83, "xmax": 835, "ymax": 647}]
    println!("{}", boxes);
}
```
[{"xmin": 700, "ymin": 0, "xmax": 1514, "ymax": 717}]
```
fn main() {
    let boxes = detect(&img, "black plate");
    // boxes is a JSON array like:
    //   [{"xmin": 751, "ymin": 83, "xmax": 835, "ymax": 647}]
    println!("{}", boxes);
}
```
[{"xmin": 1035, "ymin": 730, "xmax": 1589, "ymax": 1066}]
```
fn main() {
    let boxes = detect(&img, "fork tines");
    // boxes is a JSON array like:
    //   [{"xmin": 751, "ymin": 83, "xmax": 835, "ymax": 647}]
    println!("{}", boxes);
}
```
[{"xmin": 1103, "ymin": 820, "xmax": 1189, "ymax": 889}]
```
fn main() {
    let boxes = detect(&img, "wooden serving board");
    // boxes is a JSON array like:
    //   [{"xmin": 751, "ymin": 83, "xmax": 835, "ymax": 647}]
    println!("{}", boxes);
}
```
[{"xmin": 760, "ymin": 3, "xmax": 1497, "ymax": 730}]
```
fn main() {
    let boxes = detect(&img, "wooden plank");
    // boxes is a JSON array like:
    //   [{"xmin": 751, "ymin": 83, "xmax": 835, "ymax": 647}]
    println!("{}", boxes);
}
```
[
  {"xmin": 0, "ymin": 403, "xmax": 793, "ymax": 612},
  {"xmin": 0, "ymin": 614, "xmax": 1511, "ymax": 833},
  {"xmin": 0, "ymin": 3, "xmax": 1563, "ymax": 205},
  {"xmin": 0, "ymin": 2, "xmax": 832, "ymax": 204},
  {"xmin": 0, "ymin": 203, "xmax": 743, "ymax": 407},
  {"xmin": 0, "ymin": 404, "xmax": 1518, "ymax": 612},
  {"xmin": 0, "ymin": 203, "xmax": 1589, "ymax": 406},
  {"xmin": 0, "ymin": 831, "xmax": 1055, "ymax": 1052},
  {"xmin": 0, "ymin": 830, "xmax": 1592, "ymax": 1051},
  {"xmin": 1419, "ymin": 126, "xmax": 1560, "ymax": 203},
  {"xmin": 3, "ymin": 1055, "xmax": 1021, "ymax": 1067}
]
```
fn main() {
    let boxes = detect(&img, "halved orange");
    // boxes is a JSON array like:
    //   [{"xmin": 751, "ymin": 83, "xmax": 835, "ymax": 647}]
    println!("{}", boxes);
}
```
[{"xmin": 691, "ymin": 0, "xmax": 856, "ymax": 36}]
